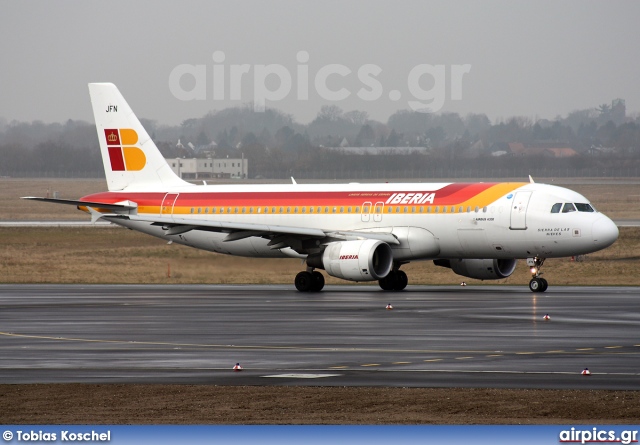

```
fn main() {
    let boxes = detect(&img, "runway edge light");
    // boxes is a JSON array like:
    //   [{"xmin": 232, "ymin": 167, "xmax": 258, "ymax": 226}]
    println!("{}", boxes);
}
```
[
  {"xmin": 581, "ymin": 368, "xmax": 591, "ymax": 376},
  {"xmin": 543, "ymin": 314, "xmax": 550, "ymax": 320},
  {"xmin": 233, "ymin": 363, "xmax": 243, "ymax": 371},
  {"xmin": 386, "ymin": 303, "xmax": 393, "ymax": 310}
]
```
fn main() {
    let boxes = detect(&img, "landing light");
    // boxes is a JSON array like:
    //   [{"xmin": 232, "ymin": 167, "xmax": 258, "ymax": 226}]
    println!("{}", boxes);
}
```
[{"xmin": 530, "ymin": 267, "xmax": 537, "ymax": 274}]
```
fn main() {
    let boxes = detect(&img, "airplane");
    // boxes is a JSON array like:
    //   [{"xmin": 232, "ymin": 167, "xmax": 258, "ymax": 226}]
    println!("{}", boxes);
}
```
[{"xmin": 23, "ymin": 83, "xmax": 619, "ymax": 293}]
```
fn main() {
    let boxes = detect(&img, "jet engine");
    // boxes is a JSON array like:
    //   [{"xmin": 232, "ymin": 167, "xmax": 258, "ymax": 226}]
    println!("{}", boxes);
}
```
[
  {"xmin": 433, "ymin": 258, "xmax": 517, "ymax": 280},
  {"xmin": 307, "ymin": 239, "xmax": 393, "ymax": 282}
]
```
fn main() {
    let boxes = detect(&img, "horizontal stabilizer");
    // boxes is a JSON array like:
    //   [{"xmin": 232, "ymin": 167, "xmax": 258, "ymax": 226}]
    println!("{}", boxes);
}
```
[{"xmin": 21, "ymin": 197, "xmax": 137, "ymax": 211}]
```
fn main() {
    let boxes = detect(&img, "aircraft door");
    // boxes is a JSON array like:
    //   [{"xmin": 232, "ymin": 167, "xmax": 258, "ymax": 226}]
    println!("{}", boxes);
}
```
[
  {"xmin": 161, "ymin": 193, "xmax": 179, "ymax": 219},
  {"xmin": 373, "ymin": 201, "xmax": 384, "ymax": 222},
  {"xmin": 361, "ymin": 201, "xmax": 372, "ymax": 222},
  {"xmin": 510, "ymin": 191, "xmax": 531, "ymax": 230}
]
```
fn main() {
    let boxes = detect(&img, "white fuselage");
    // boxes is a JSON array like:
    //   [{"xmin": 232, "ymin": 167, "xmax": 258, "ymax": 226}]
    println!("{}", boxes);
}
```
[{"xmin": 87, "ymin": 181, "xmax": 618, "ymax": 262}]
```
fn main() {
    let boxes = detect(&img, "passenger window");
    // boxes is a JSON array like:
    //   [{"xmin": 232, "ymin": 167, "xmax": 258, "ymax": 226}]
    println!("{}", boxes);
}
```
[
  {"xmin": 355, "ymin": 207, "xmax": 359, "ymax": 213},
  {"xmin": 550, "ymin": 203, "xmax": 562, "ymax": 213},
  {"xmin": 562, "ymin": 203, "xmax": 576, "ymax": 213},
  {"xmin": 364, "ymin": 206, "xmax": 369, "ymax": 213},
  {"xmin": 198, "ymin": 208, "xmax": 201, "ymax": 214},
  {"xmin": 190, "ymin": 208, "xmax": 194, "ymax": 214},
  {"xmin": 205, "ymin": 208, "xmax": 209, "ymax": 214},
  {"xmin": 575, "ymin": 203, "xmax": 595, "ymax": 212}
]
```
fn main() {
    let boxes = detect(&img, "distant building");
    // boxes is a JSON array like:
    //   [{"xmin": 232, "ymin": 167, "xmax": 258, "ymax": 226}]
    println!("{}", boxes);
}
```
[{"xmin": 167, "ymin": 157, "xmax": 248, "ymax": 179}]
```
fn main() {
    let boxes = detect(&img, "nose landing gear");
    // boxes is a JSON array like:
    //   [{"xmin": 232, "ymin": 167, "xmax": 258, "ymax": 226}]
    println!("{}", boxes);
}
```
[{"xmin": 527, "ymin": 257, "xmax": 548, "ymax": 292}]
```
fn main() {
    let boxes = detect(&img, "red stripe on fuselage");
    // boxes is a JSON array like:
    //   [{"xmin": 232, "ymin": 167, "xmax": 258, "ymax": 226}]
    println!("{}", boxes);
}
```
[{"xmin": 80, "ymin": 183, "xmax": 501, "ymax": 209}]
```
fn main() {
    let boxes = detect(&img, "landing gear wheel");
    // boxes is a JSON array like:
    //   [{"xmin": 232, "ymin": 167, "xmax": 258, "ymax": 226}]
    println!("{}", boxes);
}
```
[
  {"xmin": 311, "ymin": 271, "xmax": 325, "ymax": 292},
  {"xmin": 529, "ymin": 278, "xmax": 546, "ymax": 292},
  {"xmin": 379, "ymin": 270, "xmax": 408, "ymax": 291},
  {"xmin": 378, "ymin": 274, "xmax": 395, "ymax": 291},
  {"xmin": 539, "ymin": 278, "xmax": 548, "ymax": 292},
  {"xmin": 394, "ymin": 270, "xmax": 408, "ymax": 291},
  {"xmin": 295, "ymin": 271, "xmax": 314, "ymax": 292}
]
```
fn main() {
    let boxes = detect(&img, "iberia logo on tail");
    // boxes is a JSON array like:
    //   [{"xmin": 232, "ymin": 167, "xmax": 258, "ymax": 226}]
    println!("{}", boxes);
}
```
[{"xmin": 104, "ymin": 128, "xmax": 146, "ymax": 171}]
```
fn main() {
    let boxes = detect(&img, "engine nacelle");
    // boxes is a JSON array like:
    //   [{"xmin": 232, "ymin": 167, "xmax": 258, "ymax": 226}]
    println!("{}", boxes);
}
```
[
  {"xmin": 434, "ymin": 258, "xmax": 517, "ymax": 280},
  {"xmin": 307, "ymin": 239, "xmax": 393, "ymax": 282}
]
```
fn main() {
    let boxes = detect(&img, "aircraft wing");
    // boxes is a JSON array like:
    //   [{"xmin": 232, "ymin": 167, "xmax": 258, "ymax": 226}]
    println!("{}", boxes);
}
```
[
  {"xmin": 119, "ymin": 214, "xmax": 400, "ymax": 248},
  {"xmin": 21, "ymin": 196, "xmax": 399, "ymax": 249}
]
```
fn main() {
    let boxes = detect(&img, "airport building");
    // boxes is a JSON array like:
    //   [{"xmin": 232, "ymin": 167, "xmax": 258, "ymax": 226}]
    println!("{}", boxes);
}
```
[{"xmin": 166, "ymin": 157, "xmax": 248, "ymax": 179}]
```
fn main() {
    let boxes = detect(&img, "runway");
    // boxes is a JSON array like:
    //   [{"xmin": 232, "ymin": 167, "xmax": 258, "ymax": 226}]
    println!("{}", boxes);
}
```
[{"xmin": 0, "ymin": 284, "xmax": 639, "ymax": 389}]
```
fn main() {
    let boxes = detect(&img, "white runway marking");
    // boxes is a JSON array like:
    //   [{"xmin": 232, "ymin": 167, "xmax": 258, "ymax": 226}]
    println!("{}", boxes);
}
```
[{"xmin": 262, "ymin": 373, "xmax": 342, "ymax": 379}]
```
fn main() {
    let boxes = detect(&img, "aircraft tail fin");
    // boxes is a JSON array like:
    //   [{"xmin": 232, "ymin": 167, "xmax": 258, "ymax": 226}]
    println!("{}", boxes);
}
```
[{"xmin": 88, "ymin": 83, "xmax": 192, "ymax": 191}]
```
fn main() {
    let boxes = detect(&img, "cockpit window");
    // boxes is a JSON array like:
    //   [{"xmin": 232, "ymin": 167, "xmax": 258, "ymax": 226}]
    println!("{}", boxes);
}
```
[
  {"xmin": 550, "ymin": 203, "xmax": 562, "ymax": 213},
  {"xmin": 562, "ymin": 203, "xmax": 576, "ymax": 213},
  {"xmin": 575, "ymin": 203, "xmax": 595, "ymax": 212}
]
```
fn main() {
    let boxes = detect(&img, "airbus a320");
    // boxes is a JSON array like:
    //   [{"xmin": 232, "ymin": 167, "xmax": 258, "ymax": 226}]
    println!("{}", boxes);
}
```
[{"xmin": 23, "ymin": 83, "xmax": 619, "ymax": 293}]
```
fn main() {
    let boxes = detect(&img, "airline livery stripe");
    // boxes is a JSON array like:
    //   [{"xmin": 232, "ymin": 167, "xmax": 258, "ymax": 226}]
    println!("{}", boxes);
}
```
[{"xmin": 83, "ymin": 183, "xmax": 527, "ymax": 213}]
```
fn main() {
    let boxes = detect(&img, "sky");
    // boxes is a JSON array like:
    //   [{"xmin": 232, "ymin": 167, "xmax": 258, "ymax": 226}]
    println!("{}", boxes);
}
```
[{"xmin": 2, "ymin": 0, "xmax": 639, "ymax": 126}]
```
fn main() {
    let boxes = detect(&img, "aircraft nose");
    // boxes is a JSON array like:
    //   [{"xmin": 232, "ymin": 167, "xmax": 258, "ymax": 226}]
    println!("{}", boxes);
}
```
[{"xmin": 592, "ymin": 216, "xmax": 619, "ymax": 249}]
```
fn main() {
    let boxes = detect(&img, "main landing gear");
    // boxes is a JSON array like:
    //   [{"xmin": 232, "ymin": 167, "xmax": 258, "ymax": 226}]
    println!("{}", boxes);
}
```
[
  {"xmin": 378, "ymin": 268, "xmax": 408, "ymax": 291},
  {"xmin": 295, "ymin": 268, "xmax": 325, "ymax": 292},
  {"xmin": 527, "ymin": 257, "xmax": 548, "ymax": 292}
]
